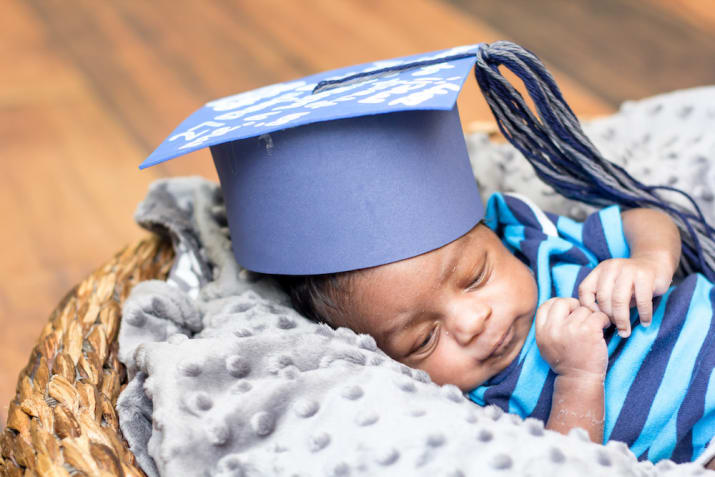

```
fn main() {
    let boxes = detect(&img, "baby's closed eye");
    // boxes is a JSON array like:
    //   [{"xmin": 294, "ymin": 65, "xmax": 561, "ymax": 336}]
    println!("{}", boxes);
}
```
[
  {"xmin": 417, "ymin": 329, "xmax": 434, "ymax": 350},
  {"xmin": 410, "ymin": 323, "xmax": 440, "ymax": 357}
]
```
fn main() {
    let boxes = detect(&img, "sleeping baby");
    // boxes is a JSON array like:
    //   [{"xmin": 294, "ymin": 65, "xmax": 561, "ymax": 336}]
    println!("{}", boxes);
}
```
[
  {"xmin": 276, "ymin": 192, "xmax": 715, "ymax": 466},
  {"xmin": 142, "ymin": 41, "xmax": 715, "ymax": 468}
]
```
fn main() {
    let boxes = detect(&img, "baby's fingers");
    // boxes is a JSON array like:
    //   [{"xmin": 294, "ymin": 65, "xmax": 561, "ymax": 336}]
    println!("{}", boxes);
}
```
[
  {"xmin": 578, "ymin": 269, "xmax": 601, "ymax": 313},
  {"xmin": 634, "ymin": 277, "xmax": 654, "ymax": 326},
  {"xmin": 536, "ymin": 298, "xmax": 579, "ymax": 333},
  {"xmin": 612, "ymin": 270, "xmax": 635, "ymax": 337},
  {"xmin": 594, "ymin": 266, "xmax": 621, "ymax": 319},
  {"xmin": 595, "ymin": 310, "xmax": 611, "ymax": 329},
  {"xmin": 570, "ymin": 308, "xmax": 611, "ymax": 331}
]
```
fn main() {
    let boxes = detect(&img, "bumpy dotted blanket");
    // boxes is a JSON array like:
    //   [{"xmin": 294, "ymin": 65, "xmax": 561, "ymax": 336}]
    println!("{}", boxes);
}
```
[{"xmin": 117, "ymin": 87, "xmax": 715, "ymax": 477}]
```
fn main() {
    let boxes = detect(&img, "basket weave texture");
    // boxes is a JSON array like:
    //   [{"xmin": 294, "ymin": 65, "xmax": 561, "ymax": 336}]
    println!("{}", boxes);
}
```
[{"xmin": 0, "ymin": 234, "xmax": 174, "ymax": 477}]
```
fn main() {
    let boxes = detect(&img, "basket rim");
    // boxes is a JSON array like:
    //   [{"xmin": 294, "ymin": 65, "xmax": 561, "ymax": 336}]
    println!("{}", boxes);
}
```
[{"xmin": 0, "ymin": 233, "xmax": 174, "ymax": 476}]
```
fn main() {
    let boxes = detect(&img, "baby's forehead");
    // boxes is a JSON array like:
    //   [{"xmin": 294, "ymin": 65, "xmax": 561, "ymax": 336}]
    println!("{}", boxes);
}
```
[
  {"xmin": 341, "ymin": 220, "xmax": 492, "ymax": 292},
  {"xmin": 353, "ymin": 226, "xmax": 483, "ymax": 283}
]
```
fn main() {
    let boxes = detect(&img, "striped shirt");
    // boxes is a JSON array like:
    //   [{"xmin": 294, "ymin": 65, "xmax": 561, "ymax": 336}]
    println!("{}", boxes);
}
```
[{"xmin": 467, "ymin": 192, "xmax": 715, "ymax": 463}]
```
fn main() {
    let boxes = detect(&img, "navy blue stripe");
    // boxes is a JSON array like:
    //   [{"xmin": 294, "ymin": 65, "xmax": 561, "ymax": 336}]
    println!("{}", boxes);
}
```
[
  {"xmin": 671, "ymin": 428, "xmax": 694, "ymax": 463},
  {"xmin": 582, "ymin": 212, "xmax": 611, "ymax": 261},
  {"xmin": 608, "ymin": 276, "xmax": 698, "ymax": 445},
  {"xmin": 513, "ymin": 249, "xmax": 530, "ymax": 268},
  {"xmin": 673, "ymin": 349, "xmax": 712, "ymax": 461},
  {"xmin": 552, "ymin": 247, "xmax": 592, "ymax": 268},
  {"xmin": 519, "ymin": 228, "xmax": 547, "ymax": 276},
  {"xmin": 504, "ymin": 195, "xmax": 542, "ymax": 229},
  {"xmin": 545, "ymin": 210, "xmax": 560, "ymax": 226},
  {"xmin": 528, "ymin": 371, "xmax": 557, "ymax": 421},
  {"xmin": 571, "ymin": 266, "xmax": 592, "ymax": 298},
  {"xmin": 483, "ymin": 358, "xmax": 525, "ymax": 412}
]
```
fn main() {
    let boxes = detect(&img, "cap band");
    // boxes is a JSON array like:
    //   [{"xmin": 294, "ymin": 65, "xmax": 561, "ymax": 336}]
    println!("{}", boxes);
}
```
[{"xmin": 212, "ymin": 106, "xmax": 483, "ymax": 275}]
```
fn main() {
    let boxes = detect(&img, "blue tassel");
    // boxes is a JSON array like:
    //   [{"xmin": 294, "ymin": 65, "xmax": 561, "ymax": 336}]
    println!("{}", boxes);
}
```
[{"xmin": 474, "ymin": 41, "xmax": 715, "ymax": 283}]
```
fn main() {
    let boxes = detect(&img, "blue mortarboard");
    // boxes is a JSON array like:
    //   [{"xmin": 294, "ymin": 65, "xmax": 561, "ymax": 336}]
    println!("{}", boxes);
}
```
[
  {"xmin": 141, "ymin": 45, "xmax": 486, "ymax": 275},
  {"xmin": 140, "ymin": 41, "xmax": 715, "ymax": 280}
]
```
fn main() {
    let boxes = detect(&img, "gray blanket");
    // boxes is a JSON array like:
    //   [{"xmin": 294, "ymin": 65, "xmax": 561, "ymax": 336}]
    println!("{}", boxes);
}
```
[{"xmin": 117, "ymin": 87, "xmax": 715, "ymax": 477}]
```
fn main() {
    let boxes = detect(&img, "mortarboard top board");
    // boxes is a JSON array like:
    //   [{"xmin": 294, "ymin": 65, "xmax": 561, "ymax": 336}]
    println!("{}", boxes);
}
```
[{"xmin": 141, "ymin": 44, "xmax": 487, "ymax": 275}]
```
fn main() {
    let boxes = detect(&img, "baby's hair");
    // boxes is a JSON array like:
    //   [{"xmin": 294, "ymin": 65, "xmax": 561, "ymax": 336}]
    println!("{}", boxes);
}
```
[{"xmin": 274, "ymin": 271, "xmax": 358, "ymax": 328}]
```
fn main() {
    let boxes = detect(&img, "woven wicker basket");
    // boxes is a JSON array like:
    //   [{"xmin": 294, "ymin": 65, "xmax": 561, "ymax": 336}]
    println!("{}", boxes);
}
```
[{"xmin": 0, "ymin": 234, "xmax": 174, "ymax": 477}]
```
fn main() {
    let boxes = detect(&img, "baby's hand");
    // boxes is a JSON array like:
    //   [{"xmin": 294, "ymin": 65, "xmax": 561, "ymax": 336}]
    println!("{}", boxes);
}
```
[
  {"xmin": 577, "ymin": 255, "xmax": 673, "ymax": 337},
  {"xmin": 535, "ymin": 297, "xmax": 610, "ymax": 380}
]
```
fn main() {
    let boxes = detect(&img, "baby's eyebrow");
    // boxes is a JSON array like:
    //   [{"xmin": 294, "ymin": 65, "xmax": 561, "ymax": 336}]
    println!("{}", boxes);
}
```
[
  {"xmin": 380, "ymin": 316, "xmax": 412, "ymax": 352},
  {"xmin": 438, "ymin": 254, "xmax": 459, "ymax": 286},
  {"xmin": 438, "ymin": 230, "xmax": 475, "ymax": 286}
]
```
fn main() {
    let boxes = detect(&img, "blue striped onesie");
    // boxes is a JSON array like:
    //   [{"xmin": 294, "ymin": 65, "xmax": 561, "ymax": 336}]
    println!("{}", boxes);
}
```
[{"xmin": 467, "ymin": 192, "xmax": 715, "ymax": 463}]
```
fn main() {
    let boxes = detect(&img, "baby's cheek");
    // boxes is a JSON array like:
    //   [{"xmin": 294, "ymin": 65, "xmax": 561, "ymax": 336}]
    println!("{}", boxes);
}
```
[{"xmin": 418, "ymin": 345, "xmax": 485, "ymax": 390}]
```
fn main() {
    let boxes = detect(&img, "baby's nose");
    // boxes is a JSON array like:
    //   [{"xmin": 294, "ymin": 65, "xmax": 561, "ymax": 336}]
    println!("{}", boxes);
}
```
[{"xmin": 446, "ymin": 302, "xmax": 491, "ymax": 346}]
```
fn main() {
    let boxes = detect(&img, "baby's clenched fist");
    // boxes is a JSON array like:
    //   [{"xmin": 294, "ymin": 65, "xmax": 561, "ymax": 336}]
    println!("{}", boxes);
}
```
[{"xmin": 535, "ymin": 297, "xmax": 610, "ymax": 381}]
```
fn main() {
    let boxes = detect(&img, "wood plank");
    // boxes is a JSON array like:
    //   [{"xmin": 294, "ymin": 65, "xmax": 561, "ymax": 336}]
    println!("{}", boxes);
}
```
[
  {"xmin": 653, "ymin": 0, "xmax": 715, "ymax": 36},
  {"xmin": 449, "ymin": 0, "xmax": 715, "ymax": 105},
  {"xmin": 0, "ymin": 0, "xmax": 168, "ymax": 427}
]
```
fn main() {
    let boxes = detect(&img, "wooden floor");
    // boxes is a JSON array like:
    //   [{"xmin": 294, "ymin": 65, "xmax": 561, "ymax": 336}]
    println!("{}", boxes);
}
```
[{"xmin": 1, "ymin": 0, "xmax": 713, "ymax": 427}]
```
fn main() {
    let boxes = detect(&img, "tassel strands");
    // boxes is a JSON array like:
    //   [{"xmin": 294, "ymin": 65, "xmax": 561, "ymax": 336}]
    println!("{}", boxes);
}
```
[{"xmin": 474, "ymin": 41, "xmax": 715, "ymax": 283}]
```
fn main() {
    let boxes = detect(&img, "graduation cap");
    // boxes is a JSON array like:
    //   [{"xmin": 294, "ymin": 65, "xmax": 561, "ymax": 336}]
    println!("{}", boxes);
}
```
[
  {"xmin": 141, "ymin": 45, "xmax": 486, "ymax": 275},
  {"xmin": 141, "ymin": 41, "xmax": 715, "ymax": 281}
]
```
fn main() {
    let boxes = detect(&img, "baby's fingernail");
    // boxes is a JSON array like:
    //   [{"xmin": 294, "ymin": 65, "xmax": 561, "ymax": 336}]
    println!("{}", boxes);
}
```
[
  {"xmin": 618, "ymin": 329, "xmax": 630, "ymax": 338},
  {"xmin": 642, "ymin": 321, "xmax": 651, "ymax": 328}
]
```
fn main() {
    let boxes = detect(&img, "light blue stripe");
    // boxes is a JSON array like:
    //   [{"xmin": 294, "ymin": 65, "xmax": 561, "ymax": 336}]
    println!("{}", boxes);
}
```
[
  {"xmin": 604, "ymin": 287, "xmax": 673, "ymax": 441},
  {"xmin": 645, "ymin": 403, "xmax": 681, "ymax": 462},
  {"xmin": 467, "ymin": 386, "xmax": 488, "ymax": 406},
  {"xmin": 535, "ymin": 240, "xmax": 571, "ymax": 303},
  {"xmin": 501, "ymin": 225, "xmax": 526, "ymax": 255},
  {"xmin": 516, "ymin": 323, "xmax": 536, "ymax": 370},
  {"xmin": 556, "ymin": 215, "xmax": 583, "ymax": 245},
  {"xmin": 631, "ymin": 277, "xmax": 713, "ymax": 459},
  {"xmin": 606, "ymin": 335, "xmax": 622, "ymax": 356},
  {"xmin": 556, "ymin": 215, "xmax": 599, "ymax": 266},
  {"xmin": 691, "ymin": 369, "xmax": 715, "ymax": 461},
  {"xmin": 484, "ymin": 193, "xmax": 520, "ymax": 232},
  {"xmin": 552, "ymin": 263, "xmax": 581, "ymax": 298},
  {"xmin": 599, "ymin": 205, "xmax": 630, "ymax": 259}
]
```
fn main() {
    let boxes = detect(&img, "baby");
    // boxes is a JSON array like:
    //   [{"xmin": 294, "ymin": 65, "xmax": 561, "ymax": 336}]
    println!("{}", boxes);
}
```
[
  {"xmin": 276, "ymin": 191, "xmax": 715, "ymax": 466},
  {"xmin": 142, "ymin": 41, "xmax": 715, "ymax": 466}
]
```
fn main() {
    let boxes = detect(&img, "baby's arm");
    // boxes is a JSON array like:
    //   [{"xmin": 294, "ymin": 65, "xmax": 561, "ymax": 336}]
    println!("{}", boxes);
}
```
[
  {"xmin": 578, "ymin": 208, "xmax": 681, "ymax": 336},
  {"xmin": 536, "ymin": 297, "xmax": 610, "ymax": 443}
]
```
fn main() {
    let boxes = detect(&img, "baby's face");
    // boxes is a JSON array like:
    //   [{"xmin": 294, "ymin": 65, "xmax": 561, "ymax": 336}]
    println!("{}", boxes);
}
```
[{"xmin": 341, "ymin": 223, "xmax": 538, "ymax": 391}]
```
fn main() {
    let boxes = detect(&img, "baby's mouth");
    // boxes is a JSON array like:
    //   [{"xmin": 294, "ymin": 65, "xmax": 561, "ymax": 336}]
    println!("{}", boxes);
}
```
[
  {"xmin": 475, "ymin": 324, "xmax": 513, "ymax": 361},
  {"xmin": 488, "ymin": 325, "xmax": 513, "ymax": 358}
]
